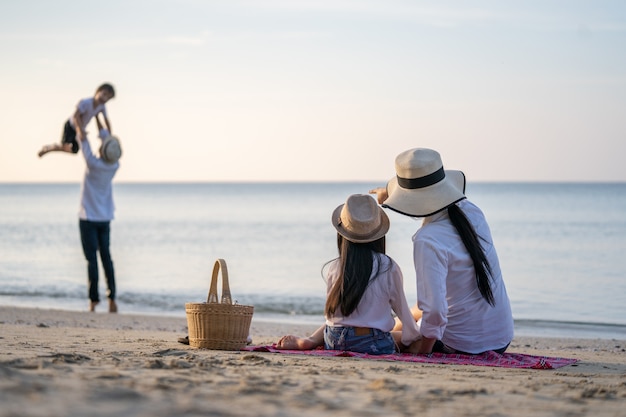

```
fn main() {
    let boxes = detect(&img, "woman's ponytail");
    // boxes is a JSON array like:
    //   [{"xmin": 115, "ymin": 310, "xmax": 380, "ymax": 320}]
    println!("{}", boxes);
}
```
[{"xmin": 448, "ymin": 204, "xmax": 495, "ymax": 306}]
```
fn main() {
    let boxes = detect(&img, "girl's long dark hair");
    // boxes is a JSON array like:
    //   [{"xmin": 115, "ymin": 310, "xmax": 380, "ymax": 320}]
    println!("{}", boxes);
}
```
[
  {"xmin": 447, "ymin": 204, "xmax": 495, "ymax": 306},
  {"xmin": 325, "ymin": 234, "xmax": 387, "ymax": 318}
]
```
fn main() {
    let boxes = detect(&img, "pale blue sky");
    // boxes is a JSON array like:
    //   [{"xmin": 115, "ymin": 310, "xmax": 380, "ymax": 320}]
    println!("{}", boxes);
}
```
[{"xmin": 1, "ymin": 0, "xmax": 625, "ymax": 183}]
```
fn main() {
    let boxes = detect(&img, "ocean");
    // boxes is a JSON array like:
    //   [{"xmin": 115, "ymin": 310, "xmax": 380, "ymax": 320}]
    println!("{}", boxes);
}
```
[{"xmin": 1, "ymin": 182, "xmax": 625, "ymax": 340}]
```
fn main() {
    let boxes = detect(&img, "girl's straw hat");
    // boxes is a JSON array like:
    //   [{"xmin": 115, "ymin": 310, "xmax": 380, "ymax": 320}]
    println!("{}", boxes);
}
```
[
  {"xmin": 332, "ymin": 194, "xmax": 390, "ymax": 243},
  {"xmin": 383, "ymin": 148, "xmax": 466, "ymax": 217}
]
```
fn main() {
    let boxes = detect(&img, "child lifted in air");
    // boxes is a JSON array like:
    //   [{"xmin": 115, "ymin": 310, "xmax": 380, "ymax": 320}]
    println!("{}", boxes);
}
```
[{"xmin": 38, "ymin": 83, "xmax": 115, "ymax": 157}]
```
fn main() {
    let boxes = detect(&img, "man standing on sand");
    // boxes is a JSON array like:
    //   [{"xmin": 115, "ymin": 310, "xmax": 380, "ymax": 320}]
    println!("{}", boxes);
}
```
[{"xmin": 78, "ymin": 116, "xmax": 122, "ymax": 313}]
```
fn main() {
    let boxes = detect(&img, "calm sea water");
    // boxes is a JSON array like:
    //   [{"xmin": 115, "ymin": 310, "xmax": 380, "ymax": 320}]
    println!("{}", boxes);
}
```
[{"xmin": 1, "ymin": 182, "xmax": 625, "ymax": 340}]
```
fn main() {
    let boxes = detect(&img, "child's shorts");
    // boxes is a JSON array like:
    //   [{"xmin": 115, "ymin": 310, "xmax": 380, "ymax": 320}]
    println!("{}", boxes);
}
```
[
  {"xmin": 61, "ymin": 120, "xmax": 79, "ymax": 153},
  {"xmin": 324, "ymin": 326, "xmax": 396, "ymax": 355}
]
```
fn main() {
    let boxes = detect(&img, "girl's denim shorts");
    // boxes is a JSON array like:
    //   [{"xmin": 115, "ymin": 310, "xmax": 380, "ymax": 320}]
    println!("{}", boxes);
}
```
[{"xmin": 324, "ymin": 326, "xmax": 396, "ymax": 355}]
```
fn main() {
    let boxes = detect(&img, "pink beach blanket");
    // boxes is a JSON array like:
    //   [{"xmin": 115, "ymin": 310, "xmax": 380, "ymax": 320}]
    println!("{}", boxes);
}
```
[{"xmin": 243, "ymin": 345, "xmax": 578, "ymax": 369}]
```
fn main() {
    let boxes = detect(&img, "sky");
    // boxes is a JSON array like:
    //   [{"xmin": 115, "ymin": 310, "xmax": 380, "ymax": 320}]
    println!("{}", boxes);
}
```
[{"xmin": 1, "ymin": 0, "xmax": 625, "ymax": 183}]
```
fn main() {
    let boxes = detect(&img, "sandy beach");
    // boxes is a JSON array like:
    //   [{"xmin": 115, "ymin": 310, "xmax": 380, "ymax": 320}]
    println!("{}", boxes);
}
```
[{"xmin": 0, "ymin": 306, "xmax": 624, "ymax": 417}]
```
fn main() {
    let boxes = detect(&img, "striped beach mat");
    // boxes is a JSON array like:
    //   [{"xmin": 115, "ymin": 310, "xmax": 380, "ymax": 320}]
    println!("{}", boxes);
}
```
[{"xmin": 242, "ymin": 345, "xmax": 578, "ymax": 369}]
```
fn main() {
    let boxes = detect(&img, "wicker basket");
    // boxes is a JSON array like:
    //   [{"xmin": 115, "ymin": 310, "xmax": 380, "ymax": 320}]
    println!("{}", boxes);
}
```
[{"xmin": 185, "ymin": 259, "xmax": 254, "ymax": 350}]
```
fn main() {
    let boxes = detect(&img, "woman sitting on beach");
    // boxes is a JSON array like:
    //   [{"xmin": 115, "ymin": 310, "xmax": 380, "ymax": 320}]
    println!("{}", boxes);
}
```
[
  {"xmin": 370, "ymin": 147, "xmax": 514, "ymax": 355},
  {"xmin": 275, "ymin": 194, "xmax": 420, "ymax": 355}
]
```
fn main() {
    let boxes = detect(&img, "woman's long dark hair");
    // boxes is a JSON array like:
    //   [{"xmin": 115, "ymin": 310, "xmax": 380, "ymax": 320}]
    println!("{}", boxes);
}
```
[
  {"xmin": 325, "ymin": 234, "xmax": 388, "ymax": 318},
  {"xmin": 447, "ymin": 204, "xmax": 495, "ymax": 306}
]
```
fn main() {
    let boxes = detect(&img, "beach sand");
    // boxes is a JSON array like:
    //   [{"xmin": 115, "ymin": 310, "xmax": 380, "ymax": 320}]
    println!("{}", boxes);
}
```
[{"xmin": 0, "ymin": 306, "xmax": 624, "ymax": 417}]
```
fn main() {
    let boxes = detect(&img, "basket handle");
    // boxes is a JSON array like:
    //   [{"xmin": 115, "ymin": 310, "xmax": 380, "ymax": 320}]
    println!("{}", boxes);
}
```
[{"xmin": 207, "ymin": 259, "xmax": 232, "ymax": 305}]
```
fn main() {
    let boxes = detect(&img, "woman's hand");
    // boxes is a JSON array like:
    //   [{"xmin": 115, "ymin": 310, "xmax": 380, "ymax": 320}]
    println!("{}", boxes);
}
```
[{"xmin": 368, "ymin": 187, "xmax": 388, "ymax": 204}]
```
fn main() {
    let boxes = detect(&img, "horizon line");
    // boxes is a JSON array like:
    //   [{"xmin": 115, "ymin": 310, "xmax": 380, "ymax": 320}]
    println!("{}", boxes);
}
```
[{"xmin": 1, "ymin": 179, "xmax": 625, "ymax": 185}]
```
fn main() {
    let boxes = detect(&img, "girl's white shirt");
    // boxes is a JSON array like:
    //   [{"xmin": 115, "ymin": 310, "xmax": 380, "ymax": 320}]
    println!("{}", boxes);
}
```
[{"xmin": 325, "ymin": 254, "xmax": 420, "ymax": 346}]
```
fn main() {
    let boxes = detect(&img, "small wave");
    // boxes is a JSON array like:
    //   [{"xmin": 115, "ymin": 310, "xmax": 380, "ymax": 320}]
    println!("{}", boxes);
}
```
[
  {"xmin": 2, "ymin": 288, "xmax": 625, "ymax": 340},
  {"xmin": 514, "ymin": 319, "xmax": 626, "ymax": 340}
]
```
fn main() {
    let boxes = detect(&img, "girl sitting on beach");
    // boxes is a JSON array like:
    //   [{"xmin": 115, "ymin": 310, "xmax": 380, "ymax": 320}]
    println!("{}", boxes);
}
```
[{"xmin": 275, "ymin": 194, "xmax": 420, "ymax": 355}]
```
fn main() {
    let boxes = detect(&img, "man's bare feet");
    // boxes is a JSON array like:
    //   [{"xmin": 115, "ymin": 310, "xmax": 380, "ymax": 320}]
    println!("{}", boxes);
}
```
[
  {"xmin": 109, "ymin": 299, "xmax": 118, "ymax": 313},
  {"xmin": 89, "ymin": 301, "xmax": 99, "ymax": 312}
]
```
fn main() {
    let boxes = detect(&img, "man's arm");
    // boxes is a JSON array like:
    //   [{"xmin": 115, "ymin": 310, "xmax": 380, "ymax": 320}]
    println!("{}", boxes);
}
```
[{"xmin": 101, "ymin": 112, "xmax": 112, "ymax": 134}]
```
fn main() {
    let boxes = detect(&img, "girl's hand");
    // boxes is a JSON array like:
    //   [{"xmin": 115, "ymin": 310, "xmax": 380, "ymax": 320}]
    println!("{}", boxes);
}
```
[
  {"xmin": 275, "ymin": 335, "xmax": 319, "ymax": 350},
  {"xmin": 276, "ymin": 335, "xmax": 305, "ymax": 350}
]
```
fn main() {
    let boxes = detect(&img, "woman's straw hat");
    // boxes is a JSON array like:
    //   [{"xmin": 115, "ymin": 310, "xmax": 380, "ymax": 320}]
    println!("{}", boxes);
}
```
[
  {"xmin": 383, "ymin": 148, "xmax": 466, "ymax": 217},
  {"xmin": 332, "ymin": 194, "xmax": 390, "ymax": 243}
]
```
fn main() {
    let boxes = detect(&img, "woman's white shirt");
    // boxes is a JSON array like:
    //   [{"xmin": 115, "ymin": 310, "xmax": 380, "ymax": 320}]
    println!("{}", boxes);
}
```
[{"xmin": 413, "ymin": 199, "xmax": 514, "ymax": 354}]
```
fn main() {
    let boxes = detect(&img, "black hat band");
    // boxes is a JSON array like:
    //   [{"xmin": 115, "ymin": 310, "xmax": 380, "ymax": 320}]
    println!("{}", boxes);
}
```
[{"xmin": 397, "ymin": 166, "xmax": 445, "ymax": 189}]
